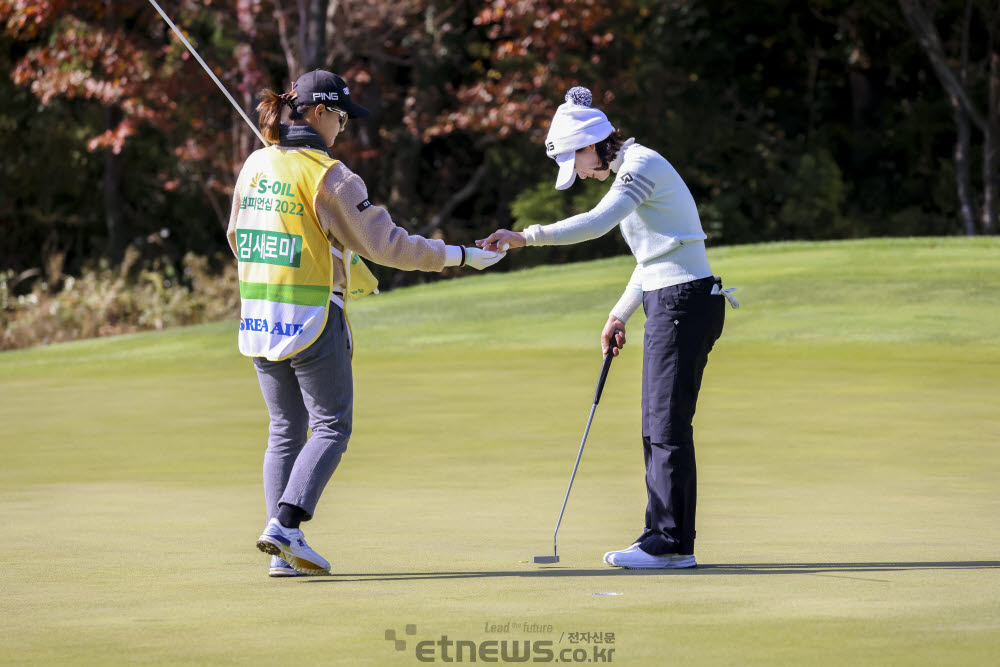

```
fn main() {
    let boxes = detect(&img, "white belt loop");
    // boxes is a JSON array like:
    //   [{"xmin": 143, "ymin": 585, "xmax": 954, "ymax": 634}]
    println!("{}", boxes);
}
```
[
  {"xmin": 330, "ymin": 245, "xmax": 346, "ymax": 307},
  {"xmin": 711, "ymin": 282, "xmax": 740, "ymax": 309},
  {"xmin": 328, "ymin": 292, "xmax": 351, "ymax": 349}
]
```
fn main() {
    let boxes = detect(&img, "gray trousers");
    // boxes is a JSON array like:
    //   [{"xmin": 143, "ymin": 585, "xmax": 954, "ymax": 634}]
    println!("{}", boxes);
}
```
[{"xmin": 253, "ymin": 308, "xmax": 353, "ymax": 522}]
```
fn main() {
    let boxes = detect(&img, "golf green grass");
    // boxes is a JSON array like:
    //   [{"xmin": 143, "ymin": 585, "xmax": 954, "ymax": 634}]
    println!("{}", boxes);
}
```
[{"xmin": 1, "ymin": 237, "xmax": 998, "ymax": 665}]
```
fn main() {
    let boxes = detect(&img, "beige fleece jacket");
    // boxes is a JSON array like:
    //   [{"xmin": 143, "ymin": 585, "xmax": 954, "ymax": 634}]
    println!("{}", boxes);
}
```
[{"xmin": 228, "ymin": 158, "xmax": 446, "ymax": 292}]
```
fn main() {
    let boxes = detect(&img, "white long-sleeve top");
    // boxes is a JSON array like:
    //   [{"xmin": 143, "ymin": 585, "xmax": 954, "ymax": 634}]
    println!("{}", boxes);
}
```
[{"xmin": 523, "ymin": 139, "xmax": 713, "ymax": 322}]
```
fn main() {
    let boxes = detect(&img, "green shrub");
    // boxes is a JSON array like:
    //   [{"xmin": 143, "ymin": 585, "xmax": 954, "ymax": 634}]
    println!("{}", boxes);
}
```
[
  {"xmin": 1, "ymin": 252, "xmax": 239, "ymax": 351},
  {"xmin": 777, "ymin": 149, "xmax": 849, "ymax": 239}
]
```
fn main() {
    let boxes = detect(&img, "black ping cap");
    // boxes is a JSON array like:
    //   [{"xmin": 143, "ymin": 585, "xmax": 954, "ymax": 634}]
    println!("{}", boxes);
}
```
[{"xmin": 292, "ymin": 70, "xmax": 371, "ymax": 119}]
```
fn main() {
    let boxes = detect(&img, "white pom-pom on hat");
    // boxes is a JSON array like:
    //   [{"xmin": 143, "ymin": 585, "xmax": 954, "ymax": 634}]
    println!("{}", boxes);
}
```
[{"xmin": 565, "ymin": 86, "xmax": 593, "ymax": 107}]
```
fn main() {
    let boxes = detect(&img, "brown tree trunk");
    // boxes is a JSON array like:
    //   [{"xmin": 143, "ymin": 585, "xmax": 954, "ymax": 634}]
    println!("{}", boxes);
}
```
[
  {"xmin": 900, "ymin": 0, "xmax": 986, "ymax": 128},
  {"xmin": 274, "ymin": 1, "xmax": 302, "ymax": 79},
  {"xmin": 103, "ymin": 106, "xmax": 125, "ymax": 263},
  {"xmin": 805, "ymin": 39, "xmax": 820, "ymax": 149},
  {"xmin": 390, "ymin": 134, "xmax": 420, "ymax": 211},
  {"xmin": 235, "ymin": 42, "xmax": 260, "ymax": 159},
  {"xmin": 274, "ymin": 1, "xmax": 329, "ymax": 78},
  {"xmin": 956, "ymin": 108, "xmax": 976, "ymax": 235},
  {"xmin": 901, "ymin": 0, "xmax": 990, "ymax": 234},
  {"xmin": 102, "ymin": 0, "xmax": 125, "ymax": 262},
  {"xmin": 982, "ymin": 48, "xmax": 999, "ymax": 234},
  {"xmin": 302, "ymin": 0, "xmax": 329, "ymax": 71},
  {"xmin": 957, "ymin": 0, "xmax": 977, "ymax": 236},
  {"xmin": 424, "ymin": 159, "xmax": 489, "ymax": 236}
]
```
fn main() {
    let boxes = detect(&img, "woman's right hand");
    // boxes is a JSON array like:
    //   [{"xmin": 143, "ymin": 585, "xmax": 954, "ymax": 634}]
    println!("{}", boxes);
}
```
[
  {"xmin": 476, "ymin": 229, "xmax": 526, "ymax": 253},
  {"xmin": 602, "ymin": 316, "xmax": 626, "ymax": 356}
]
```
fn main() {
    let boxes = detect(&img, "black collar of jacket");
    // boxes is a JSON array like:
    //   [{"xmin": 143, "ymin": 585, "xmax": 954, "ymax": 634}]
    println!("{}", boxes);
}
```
[{"xmin": 279, "ymin": 124, "xmax": 329, "ymax": 152}]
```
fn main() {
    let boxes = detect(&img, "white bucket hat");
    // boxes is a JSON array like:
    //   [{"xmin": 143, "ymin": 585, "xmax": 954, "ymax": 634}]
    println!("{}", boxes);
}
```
[{"xmin": 545, "ymin": 87, "xmax": 615, "ymax": 190}]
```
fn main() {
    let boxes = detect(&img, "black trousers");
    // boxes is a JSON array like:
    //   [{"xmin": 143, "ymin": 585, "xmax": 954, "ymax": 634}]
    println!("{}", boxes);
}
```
[{"xmin": 636, "ymin": 276, "xmax": 725, "ymax": 556}]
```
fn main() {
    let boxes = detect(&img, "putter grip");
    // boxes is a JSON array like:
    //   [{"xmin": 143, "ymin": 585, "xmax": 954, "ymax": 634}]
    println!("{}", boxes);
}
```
[{"xmin": 593, "ymin": 342, "xmax": 616, "ymax": 405}]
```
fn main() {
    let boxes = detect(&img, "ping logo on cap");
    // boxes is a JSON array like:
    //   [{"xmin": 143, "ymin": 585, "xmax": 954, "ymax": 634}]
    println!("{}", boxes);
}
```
[{"xmin": 313, "ymin": 92, "xmax": 339, "ymax": 101}]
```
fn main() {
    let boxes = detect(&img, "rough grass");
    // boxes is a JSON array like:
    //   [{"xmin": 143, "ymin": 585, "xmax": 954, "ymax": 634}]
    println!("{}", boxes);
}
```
[{"xmin": 1, "ymin": 238, "xmax": 998, "ymax": 665}]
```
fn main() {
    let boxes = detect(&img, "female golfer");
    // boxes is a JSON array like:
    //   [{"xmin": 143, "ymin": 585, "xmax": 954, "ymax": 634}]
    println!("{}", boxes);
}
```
[
  {"xmin": 228, "ymin": 70, "xmax": 504, "ymax": 577},
  {"xmin": 479, "ymin": 87, "xmax": 737, "ymax": 569}
]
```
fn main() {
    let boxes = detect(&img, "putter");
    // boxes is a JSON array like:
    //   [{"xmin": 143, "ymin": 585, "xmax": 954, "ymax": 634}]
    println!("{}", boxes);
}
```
[{"xmin": 533, "ymin": 334, "xmax": 619, "ymax": 564}]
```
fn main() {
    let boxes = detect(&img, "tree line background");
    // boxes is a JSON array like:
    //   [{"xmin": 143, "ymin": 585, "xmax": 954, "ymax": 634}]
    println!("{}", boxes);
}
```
[{"xmin": 0, "ymin": 0, "xmax": 997, "ymax": 334}]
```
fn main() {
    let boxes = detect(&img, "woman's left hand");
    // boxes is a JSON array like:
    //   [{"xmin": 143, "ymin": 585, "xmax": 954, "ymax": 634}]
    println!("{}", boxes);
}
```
[{"xmin": 476, "ymin": 229, "xmax": 526, "ymax": 252}]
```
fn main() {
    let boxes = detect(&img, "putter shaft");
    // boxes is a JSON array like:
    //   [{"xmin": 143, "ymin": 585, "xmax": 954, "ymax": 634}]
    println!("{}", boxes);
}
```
[
  {"xmin": 534, "ymin": 343, "xmax": 617, "ymax": 565},
  {"xmin": 550, "ymin": 402, "xmax": 598, "ymax": 552}
]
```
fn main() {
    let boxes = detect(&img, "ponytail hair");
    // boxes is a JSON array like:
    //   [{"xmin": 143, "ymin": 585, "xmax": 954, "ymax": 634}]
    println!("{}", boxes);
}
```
[
  {"xmin": 257, "ymin": 87, "xmax": 308, "ymax": 144},
  {"xmin": 257, "ymin": 89, "xmax": 284, "ymax": 144}
]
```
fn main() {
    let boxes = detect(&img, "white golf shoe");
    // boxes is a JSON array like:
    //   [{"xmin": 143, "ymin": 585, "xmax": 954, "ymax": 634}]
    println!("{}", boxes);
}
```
[
  {"xmin": 604, "ymin": 546, "xmax": 697, "ymax": 569},
  {"xmin": 256, "ymin": 518, "xmax": 331, "ymax": 575},
  {"xmin": 603, "ymin": 543, "xmax": 642, "ymax": 565},
  {"xmin": 268, "ymin": 555, "xmax": 301, "ymax": 577}
]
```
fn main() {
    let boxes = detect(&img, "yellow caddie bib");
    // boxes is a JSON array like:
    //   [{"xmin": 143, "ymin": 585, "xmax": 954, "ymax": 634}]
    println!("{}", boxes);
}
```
[{"xmin": 233, "ymin": 146, "xmax": 377, "ymax": 361}]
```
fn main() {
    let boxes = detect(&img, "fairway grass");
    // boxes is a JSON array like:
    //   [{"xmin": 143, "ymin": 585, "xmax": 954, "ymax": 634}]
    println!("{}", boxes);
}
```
[{"xmin": 1, "ymin": 238, "xmax": 998, "ymax": 665}]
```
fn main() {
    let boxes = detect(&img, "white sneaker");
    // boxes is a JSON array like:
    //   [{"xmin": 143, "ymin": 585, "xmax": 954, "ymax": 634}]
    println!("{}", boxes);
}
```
[
  {"xmin": 605, "ymin": 547, "xmax": 697, "ymax": 569},
  {"xmin": 256, "ymin": 518, "xmax": 331, "ymax": 575},
  {"xmin": 268, "ymin": 555, "xmax": 301, "ymax": 577},
  {"xmin": 603, "ymin": 542, "xmax": 642, "ymax": 565}
]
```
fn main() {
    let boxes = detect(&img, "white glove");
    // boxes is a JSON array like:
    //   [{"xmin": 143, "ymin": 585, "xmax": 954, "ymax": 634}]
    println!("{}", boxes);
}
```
[
  {"xmin": 464, "ymin": 247, "xmax": 505, "ymax": 270},
  {"xmin": 444, "ymin": 245, "xmax": 506, "ymax": 270}
]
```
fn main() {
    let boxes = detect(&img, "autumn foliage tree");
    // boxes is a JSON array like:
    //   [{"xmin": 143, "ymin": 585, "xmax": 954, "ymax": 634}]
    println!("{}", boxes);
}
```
[
  {"xmin": 2, "ymin": 0, "xmax": 263, "ymax": 276},
  {"xmin": 1, "ymin": 0, "xmax": 995, "ymax": 301}
]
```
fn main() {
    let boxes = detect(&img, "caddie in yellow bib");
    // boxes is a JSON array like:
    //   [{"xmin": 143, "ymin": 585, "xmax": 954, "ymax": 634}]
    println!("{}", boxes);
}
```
[
  {"xmin": 234, "ymin": 145, "xmax": 376, "ymax": 361},
  {"xmin": 230, "ymin": 69, "xmax": 507, "ymax": 579}
]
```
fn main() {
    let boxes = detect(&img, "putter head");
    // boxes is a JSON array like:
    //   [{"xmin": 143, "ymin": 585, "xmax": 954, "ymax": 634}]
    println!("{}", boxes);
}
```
[{"xmin": 532, "ymin": 555, "xmax": 560, "ymax": 564}]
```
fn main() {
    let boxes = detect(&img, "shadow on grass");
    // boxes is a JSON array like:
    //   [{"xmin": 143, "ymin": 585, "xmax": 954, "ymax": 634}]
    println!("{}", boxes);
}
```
[{"xmin": 303, "ymin": 561, "xmax": 1000, "ymax": 583}]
